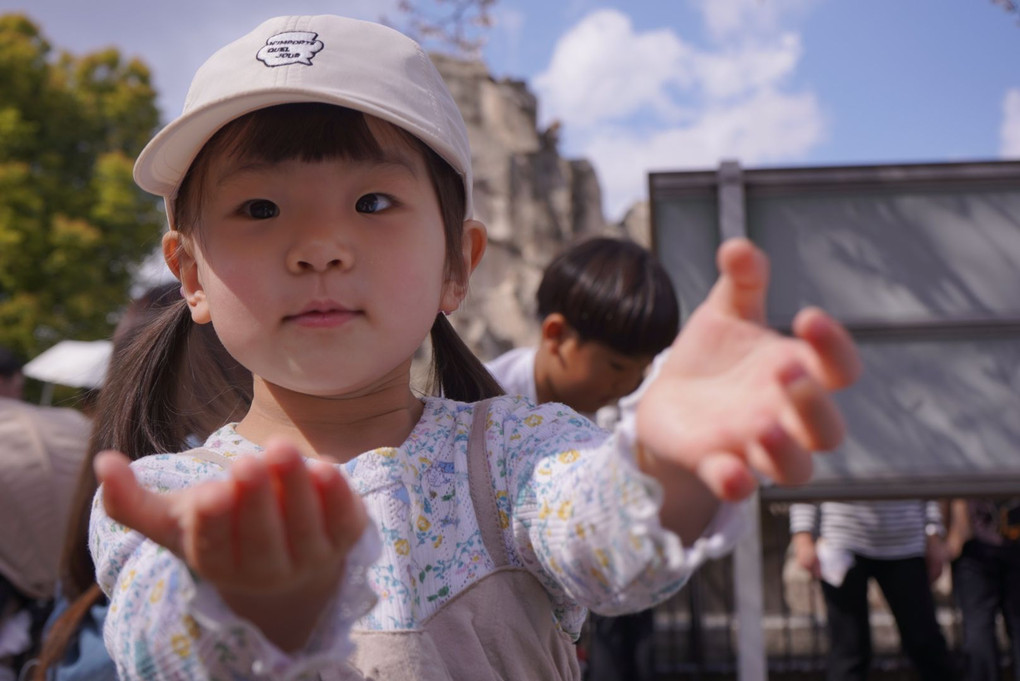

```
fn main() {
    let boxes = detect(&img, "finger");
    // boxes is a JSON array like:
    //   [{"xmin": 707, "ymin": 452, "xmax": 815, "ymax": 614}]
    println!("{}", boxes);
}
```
[
  {"xmin": 95, "ymin": 451, "xmax": 183, "ymax": 555},
  {"xmin": 231, "ymin": 456, "xmax": 290, "ymax": 578},
  {"xmin": 263, "ymin": 440, "xmax": 330, "ymax": 565},
  {"xmin": 695, "ymin": 451, "xmax": 758, "ymax": 503},
  {"xmin": 778, "ymin": 363, "xmax": 846, "ymax": 452},
  {"xmin": 746, "ymin": 421, "xmax": 814, "ymax": 487},
  {"xmin": 180, "ymin": 479, "xmax": 236, "ymax": 581},
  {"xmin": 792, "ymin": 307, "xmax": 862, "ymax": 389},
  {"xmin": 705, "ymin": 238, "xmax": 769, "ymax": 323},
  {"xmin": 311, "ymin": 461, "xmax": 367, "ymax": 552}
]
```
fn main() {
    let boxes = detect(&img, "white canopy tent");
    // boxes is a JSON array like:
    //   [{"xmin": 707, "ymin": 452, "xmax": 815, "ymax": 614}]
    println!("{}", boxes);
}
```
[{"xmin": 22, "ymin": 339, "xmax": 112, "ymax": 404}]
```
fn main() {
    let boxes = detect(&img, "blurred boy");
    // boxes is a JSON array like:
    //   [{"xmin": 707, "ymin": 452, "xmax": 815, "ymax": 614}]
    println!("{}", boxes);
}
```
[
  {"xmin": 486, "ymin": 236, "xmax": 679, "ymax": 420},
  {"xmin": 485, "ymin": 236, "xmax": 680, "ymax": 681}
]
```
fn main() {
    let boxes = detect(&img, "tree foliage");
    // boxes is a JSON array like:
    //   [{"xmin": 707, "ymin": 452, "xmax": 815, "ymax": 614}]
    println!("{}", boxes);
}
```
[{"xmin": 0, "ymin": 14, "xmax": 162, "ymax": 360}]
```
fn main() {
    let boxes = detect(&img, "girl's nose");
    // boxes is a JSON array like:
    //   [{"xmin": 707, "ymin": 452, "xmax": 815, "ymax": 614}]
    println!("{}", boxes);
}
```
[{"xmin": 286, "ymin": 231, "xmax": 354, "ymax": 273}]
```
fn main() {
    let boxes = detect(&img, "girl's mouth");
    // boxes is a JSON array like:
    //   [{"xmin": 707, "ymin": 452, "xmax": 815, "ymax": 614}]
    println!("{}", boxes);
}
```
[{"xmin": 285, "ymin": 301, "xmax": 359, "ymax": 328}]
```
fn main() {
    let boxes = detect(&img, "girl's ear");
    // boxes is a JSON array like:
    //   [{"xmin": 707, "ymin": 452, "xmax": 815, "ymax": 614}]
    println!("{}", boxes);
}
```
[
  {"xmin": 440, "ymin": 219, "xmax": 487, "ymax": 314},
  {"xmin": 162, "ymin": 231, "xmax": 211, "ymax": 324}
]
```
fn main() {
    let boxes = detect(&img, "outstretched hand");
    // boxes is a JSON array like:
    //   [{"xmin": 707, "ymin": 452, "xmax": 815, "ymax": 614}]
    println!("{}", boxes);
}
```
[
  {"xmin": 95, "ymin": 441, "xmax": 368, "ymax": 651},
  {"xmin": 636, "ymin": 239, "xmax": 860, "ymax": 538}
]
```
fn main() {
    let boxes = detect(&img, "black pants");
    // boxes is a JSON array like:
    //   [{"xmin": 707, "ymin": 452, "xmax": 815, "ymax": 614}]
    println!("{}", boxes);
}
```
[
  {"xmin": 821, "ymin": 554, "xmax": 956, "ymax": 681},
  {"xmin": 952, "ymin": 539, "xmax": 1020, "ymax": 681},
  {"xmin": 585, "ymin": 609, "xmax": 655, "ymax": 681}
]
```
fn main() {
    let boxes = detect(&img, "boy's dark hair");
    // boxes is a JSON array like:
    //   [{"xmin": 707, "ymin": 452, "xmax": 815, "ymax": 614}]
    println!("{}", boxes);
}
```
[
  {"xmin": 0, "ymin": 346, "xmax": 23, "ymax": 378},
  {"xmin": 536, "ymin": 237, "xmax": 680, "ymax": 357}
]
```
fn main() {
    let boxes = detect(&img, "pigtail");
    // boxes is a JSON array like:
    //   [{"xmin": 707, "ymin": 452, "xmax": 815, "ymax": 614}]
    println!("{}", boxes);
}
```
[
  {"xmin": 92, "ymin": 299, "xmax": 252, "ymax": 459},
  {"xmin": 92, "ymin": 300, "xmax": 195, "ymax": 458},
  {"xmin": 39, "ymin": 301, "xmax": 196, "ymax": 622},
  {"xmin": 429, "ymin": 313, "xmax": 504, "ymax": 402},
  {"xmin": 51, "ymin": 300, "xmax": 202, "ymax": 608},
  {"xmin": 172, "ymin": 322, "xmax": 252, "ymax": 445}
]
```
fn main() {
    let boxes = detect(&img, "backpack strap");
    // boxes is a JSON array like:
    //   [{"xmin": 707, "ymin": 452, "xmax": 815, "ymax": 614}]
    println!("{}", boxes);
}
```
[
  {"xmin": 179, "ymin": 447, "xmax": 232, "ymax": 468},
  {"xmin": 466, "ymin": 398, "xmax": 510, "ymax": 568}
]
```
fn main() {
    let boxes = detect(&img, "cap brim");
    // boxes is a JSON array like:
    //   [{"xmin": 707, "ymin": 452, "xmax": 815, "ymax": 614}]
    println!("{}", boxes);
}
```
[{"xmin": 134, "ymin": 89, "xmax": 469, "ymax": 204}]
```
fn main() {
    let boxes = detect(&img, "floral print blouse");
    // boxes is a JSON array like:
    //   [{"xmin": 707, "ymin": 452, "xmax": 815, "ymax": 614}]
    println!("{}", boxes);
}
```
[{"xmin": 90, "ymin": 395, "xmax": 744, "ymax": 680}]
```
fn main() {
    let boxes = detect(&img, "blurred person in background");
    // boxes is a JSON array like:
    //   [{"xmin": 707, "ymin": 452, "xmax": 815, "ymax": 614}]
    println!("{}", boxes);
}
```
[
  {"xmin": 790, "ymin": 499, "xmax": 956, "ymax": 681},
  {"xmin": 0, "ymin": 346, "xmax": 89, "ymax": 681},
  {"xmin": 945, "ymin": 497, "xmax": 1020, "ymax": 681}
]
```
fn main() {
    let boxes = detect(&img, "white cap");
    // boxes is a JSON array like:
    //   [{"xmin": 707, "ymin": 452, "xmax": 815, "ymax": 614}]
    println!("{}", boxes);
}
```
[{"xmin": 134, "ymin": 15, "xmax": 474, "ymax": 219}]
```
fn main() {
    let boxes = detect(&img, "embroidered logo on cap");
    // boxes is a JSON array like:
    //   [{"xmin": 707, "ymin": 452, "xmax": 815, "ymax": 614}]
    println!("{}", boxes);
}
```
[{"xmin": 257, "ymin": 31, "xmax": 323, "ymax": 67}]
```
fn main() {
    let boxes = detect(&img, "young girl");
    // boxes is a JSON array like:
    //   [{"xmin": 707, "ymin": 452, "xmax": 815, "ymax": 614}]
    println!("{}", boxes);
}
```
[{"xmin": 90, "ymin": 14, "xmax": 860, "ymax": 680}]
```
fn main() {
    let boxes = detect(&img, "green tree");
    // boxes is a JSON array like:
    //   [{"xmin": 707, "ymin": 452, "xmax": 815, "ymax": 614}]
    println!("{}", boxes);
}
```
[{"xmin": 0, "ymin": 13, "xmax": 162, "ymax": 360}]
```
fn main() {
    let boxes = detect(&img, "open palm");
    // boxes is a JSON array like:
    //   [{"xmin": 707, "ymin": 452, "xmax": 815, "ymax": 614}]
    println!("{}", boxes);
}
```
[
  {"xmin": 95, "ymin": 440, "xmax": 368, "ymax": 650},
  {"xmin": 637, "ymin": 239, "xmax": 860, "ymax": 505}
]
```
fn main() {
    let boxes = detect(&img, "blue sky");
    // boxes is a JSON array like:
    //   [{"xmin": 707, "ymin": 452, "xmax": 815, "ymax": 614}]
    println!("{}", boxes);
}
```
[{"xmin": 2, "ymin": 0, "xmax": 1018, "ymax": 219}]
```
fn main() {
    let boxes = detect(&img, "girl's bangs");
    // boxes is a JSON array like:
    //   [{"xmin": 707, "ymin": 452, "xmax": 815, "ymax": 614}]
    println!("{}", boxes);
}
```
[
  {"xmin": 174, "ymin": 103, "xmax": 431, "ymax": 230},
  {"xmin": 216, "ymin": 103, "xmax": 407, "ymax": 166}
]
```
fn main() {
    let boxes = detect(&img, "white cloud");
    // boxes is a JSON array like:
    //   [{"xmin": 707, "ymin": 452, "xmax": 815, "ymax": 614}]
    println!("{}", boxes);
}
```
[
  {"xmin": 586, "ymin": 89, "xmax": 824, "ymax": 218},
  {"xmin": 533, "ymin": 10, "xmax": 695, "ymax": 129},
  {"xmin": 693, "ymin": 33, "xmax": 802, "ymax": 100},
  {"xmin": 1001, "ymin": 88, "xmax": 1020, "ymax": 158},
  {"xmin": 531, "ymin": 7, "xmax": 823, "ymax": 219},
  {"xmin": 689, "ymin": 0, "xmax": 816, "ymax": 42}
]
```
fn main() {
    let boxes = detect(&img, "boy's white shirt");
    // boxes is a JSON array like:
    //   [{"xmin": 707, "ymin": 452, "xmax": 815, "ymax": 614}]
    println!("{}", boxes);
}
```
[
  {"xmin": 483, "ymin": 346, "xmax": 539, "ymax": 404},
  {"xmin": 483, "ymin": 346, "xmax": 614, "ymax": 425}
]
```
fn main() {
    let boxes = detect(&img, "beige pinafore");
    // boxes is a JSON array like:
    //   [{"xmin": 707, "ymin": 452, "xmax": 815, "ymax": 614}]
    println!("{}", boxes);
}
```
[{"xmin": 187, "ymin": 399, "xmax": 580, "ymax": 680}]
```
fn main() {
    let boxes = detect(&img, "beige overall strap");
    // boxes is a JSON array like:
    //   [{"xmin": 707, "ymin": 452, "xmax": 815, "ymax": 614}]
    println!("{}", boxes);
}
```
[
  {"xmin": 179, "ymin": 446, "xmax": 232, "ymax": 468},
  {"xmin": 466, "ymin": 399, "xmax": 510, "ymax": 568}
]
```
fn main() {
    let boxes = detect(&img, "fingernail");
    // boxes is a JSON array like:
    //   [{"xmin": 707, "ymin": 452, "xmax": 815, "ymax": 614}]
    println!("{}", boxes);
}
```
[
  {"xmin": 779, "ymin": 363, "xmax": 808, "ymax": 386},
  {"xmin": 760, "ymin": 423, "xmax": 787, "ymax": 450}
]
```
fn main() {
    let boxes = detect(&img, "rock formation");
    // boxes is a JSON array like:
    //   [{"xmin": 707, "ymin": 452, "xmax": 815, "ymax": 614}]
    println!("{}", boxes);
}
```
[{"xmin": 431, "ymin": 54, "xmax": 641, "ymax": 360}]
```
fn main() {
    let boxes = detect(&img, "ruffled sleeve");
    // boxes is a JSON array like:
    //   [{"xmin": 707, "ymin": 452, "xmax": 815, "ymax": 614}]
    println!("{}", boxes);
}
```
[
  {"xmin": 90, "ymin": 453, "xmax": 380, "ymax": 681},
  {"xmin": 489, "ymin": 352, "xmax": 747, "ymax": 622}
]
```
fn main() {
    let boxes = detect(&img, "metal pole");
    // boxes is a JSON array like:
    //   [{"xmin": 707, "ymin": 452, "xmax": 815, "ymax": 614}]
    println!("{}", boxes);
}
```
[
  {"xmin": 717, "ymin": 160, "xmax": 746, "ymax": 242},
  {"xmin": 40, "ymin": 382, "xmax": 54, "ymax": 406},
  {"xmin": 734, "ymin": 491, "xmax": 767, "ymax": 681},
  {"xmin": 717, "ymin": 159, "xmax": 767, "ymax": 680}
]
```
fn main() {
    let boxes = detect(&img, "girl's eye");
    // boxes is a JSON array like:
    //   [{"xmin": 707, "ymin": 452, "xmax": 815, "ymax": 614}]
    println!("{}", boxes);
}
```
[
  {"xmin": 242, "ymin": 199, "xmax": 279, "ymax": 219},
  {"xmin": 355, "ymin": 193, "xmax": 394, "ymax": 214}
]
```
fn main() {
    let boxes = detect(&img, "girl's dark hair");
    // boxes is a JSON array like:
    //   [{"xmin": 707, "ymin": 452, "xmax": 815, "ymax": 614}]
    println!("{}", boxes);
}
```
[
  {"xmin": 536, "ymin": 237, "xmax": 680, "ymax": 357},
  {"xmin": 174, "ymin": 102, "xmax": 501, "ymax": 402}
]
